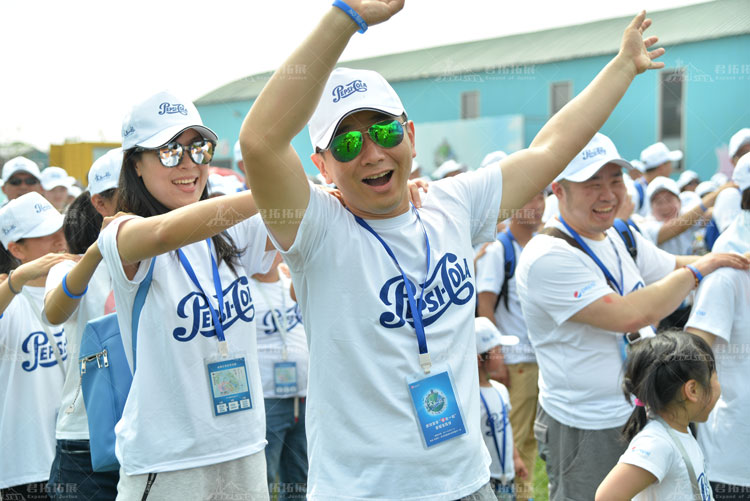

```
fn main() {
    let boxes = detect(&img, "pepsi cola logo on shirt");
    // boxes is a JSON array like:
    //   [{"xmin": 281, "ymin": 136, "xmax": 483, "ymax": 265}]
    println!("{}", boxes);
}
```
[
  {"xmin": 259, "ymin": 304, "xmax": 303, "ymax": 335},
  {"xmin": 379, "ymin": 253, "xmax": 474, "ymax": 329},
  {"xmin": 173, "ymin": 277, "xmax": 255, "ymax": 342},
  {"xmin": 332, "ymin": 80, "xmax": 367, "ymax": 103},
  {"xmin": 158, "ymin": 102, "xmax": 188, "ymax": 116},
  {"xmin": 21, "ymin": 329, "xmax": 67, "ymax": 372}
]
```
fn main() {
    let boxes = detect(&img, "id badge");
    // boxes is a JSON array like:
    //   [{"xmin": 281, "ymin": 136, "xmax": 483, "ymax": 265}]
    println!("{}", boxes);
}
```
[
  {"xmin": 205, "ymin": 353, "xmax": 253, "ymax": 417},
  {"xmin": 273, "ymin": 361, "xmax": 298, "ymax": 396},
  {"xmin": 406, "ymin": 365, "xmax": 467, "ymax": 448},
  {"xmin": 494, "ymin": 479, "xmax": 515, "ymax": 501}
]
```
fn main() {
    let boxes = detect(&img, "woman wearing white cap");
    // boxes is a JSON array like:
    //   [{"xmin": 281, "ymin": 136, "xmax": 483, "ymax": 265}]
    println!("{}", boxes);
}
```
[
  {"xmin": 40, "ymin": 148, "xmax": 124, "ymax": 500},
  {"xmin": 685, "ymin": 152, "xmax": 750, "ymax": 501},
  {"xmin": 0, "ymin": 192, "xmax": 76, "ymax": 500},
  {"xmin": 91, "ymin": 90, "xmax": 274, "ymax": 500}
]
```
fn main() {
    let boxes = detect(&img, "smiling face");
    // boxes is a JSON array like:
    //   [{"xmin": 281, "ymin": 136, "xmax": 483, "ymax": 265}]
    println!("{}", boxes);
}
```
[
  {"xmin": 311, "ymin": 111, "xmax": 416, "ymax": 219},
  {"xmin": 650, "ymin": 189, "xmax": 681, "ymax": 222},
  {"xmin": 554, "ymin": 163, "xmax": 626, "ymax": 239},
  {"xmin": 134, "ymin": 129, "xmax": 208, "ymax": 210}
]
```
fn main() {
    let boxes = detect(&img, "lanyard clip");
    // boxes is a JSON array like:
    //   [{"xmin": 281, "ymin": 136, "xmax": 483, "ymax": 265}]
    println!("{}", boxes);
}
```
[
  {"xmin": 419, "ymin": 352, "xmax": 432, "ymax": 374},
  {"xmin": 218, "ymin": 340, "xmax": 229, "ymax": 358}
]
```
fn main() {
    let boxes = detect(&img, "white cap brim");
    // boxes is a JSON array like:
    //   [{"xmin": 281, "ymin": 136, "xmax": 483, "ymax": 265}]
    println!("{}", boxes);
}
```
[
  {"xmin": 556, "ymin": 158, "xmax": 631, "ymax": 183},
  {"xmin": 133, "ymin": 124, "xmax": 218, "ymax": 150}
]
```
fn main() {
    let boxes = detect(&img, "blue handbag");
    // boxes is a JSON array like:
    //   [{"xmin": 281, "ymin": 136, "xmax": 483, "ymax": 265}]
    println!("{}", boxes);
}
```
[{"xmin": 79, "ymin": 258, "xmax": 155, "ymax": 472}]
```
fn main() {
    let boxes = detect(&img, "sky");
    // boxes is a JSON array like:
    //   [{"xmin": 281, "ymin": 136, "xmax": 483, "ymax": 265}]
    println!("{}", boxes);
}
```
[{"xmin": 2, "ymin": 0, "xmax": 710, "ymax": 152}]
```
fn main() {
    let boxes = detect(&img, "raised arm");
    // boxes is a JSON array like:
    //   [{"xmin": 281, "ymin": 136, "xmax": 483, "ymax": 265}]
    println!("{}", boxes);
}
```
[
  {"xmin": 0, "ymin": 253, "xmax": 77, "ymax": 315},
  {"xmin": 115, "ymin": 190, "xmax": 258, "ymax": 265},
  {"xmin": 239, "ymin": 0, "xmax": 404, "ymax": 250},
  {"xmin": 44, "ymin": 243, "xmax": 102, "ymax": 325},
  {"xmin": 498, "ymin": 11, "xmax": 665, "ymax": 217},
  {"xmin": 569, "ymin": 252, "xmax": 749, "ymax": 332}
]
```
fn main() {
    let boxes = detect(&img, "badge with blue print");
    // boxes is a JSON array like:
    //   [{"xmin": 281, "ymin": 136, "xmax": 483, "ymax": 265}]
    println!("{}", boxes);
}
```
[
  {"xmin": 206, "ymin": 354, "xmax": 253, "ymax": 417},
  {"xmin": 273, "ymin": 361, "xmax": 298, "ymax": 396},
  {"xmin": 406, "ymin": 366, "xmax": 467, "ymax": 448}
]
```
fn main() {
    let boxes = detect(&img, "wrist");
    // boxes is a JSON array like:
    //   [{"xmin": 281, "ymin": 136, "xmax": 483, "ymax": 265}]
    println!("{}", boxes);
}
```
[
  {"xmin": 332, "ymin": 0, "xmax": 368, "ymax": 33},
  {"xmin": 684, "ymin": 264, "xmax": 703, "ymax": 288},
  {"xmin": 62, "ymin": 273, "xmax": 88, "ymax": 300},
  {"xmin": 7, "ymin": 269, "xmax": 23, "ymax": 294},
  {"xmin": 328, "ymin": 3, "xmax": 361, "ymax": 36},
  {"xmin": 611, "ymin": 53, "xmax": 639, "ymax": 80}
]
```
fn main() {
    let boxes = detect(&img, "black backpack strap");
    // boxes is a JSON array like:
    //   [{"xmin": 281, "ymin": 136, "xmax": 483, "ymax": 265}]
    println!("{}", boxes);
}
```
[
  {"xmin": 613, "ymin": 218, "xmax": 638, "ymax": 261},
  {"xmin": 494, "ymin": 232, "xmax": 517, "ymax": 311}
]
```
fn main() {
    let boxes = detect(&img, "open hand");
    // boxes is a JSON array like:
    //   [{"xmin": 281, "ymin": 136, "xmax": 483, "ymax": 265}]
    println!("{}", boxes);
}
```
[
  {"xmin": 620, "ymin": 11, "xmax": 665, "ymax": 75},
  {"xmin": 407, "ymin": 178, "xmax": 429, "ymax": 208},
  {"xmin": 693, "ymin": 251, "xmax": 750, "ymax": 277}
]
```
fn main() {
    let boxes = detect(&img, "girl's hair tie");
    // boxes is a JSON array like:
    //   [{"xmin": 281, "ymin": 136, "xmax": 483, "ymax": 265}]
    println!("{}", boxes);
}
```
[{"xmin": 634, "ymin": 398, "xmax": 646, "ymax": 407}]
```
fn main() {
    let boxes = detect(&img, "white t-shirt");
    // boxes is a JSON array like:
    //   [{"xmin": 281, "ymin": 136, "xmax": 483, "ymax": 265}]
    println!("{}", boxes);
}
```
[
  {"xmin": 271, "ymin": 166, "xmax": 503, "ymax": 500},
  {"xmin": 619, "ymin": 420, "xmax": 714, "ymax": 501},
  {"xmin": 250, "ymin": 276, "xmax": 309, "ymax": 399},
  {"xmin": 0, "ymin": 287, "xmax": 65, "ymax": 488},
  {"xmin": 98, "ymin": 213, "xmax": 271, "ymax": 475},
  {"xmin": 475, "ymin": 239, "xmax": 535, "ymax": 365},
  {"xmin": 713, "ymin": 211, "xmax": 750, "ymax": 255},
  {"xmin": 686, "ymin": 267, "xmax": 750, "ymax": 487},
  {"xmin": 516, "ymin": 219, "xmax": 675, "ymax": 429},
  {"xmin": 479, "ymin": 381, "xmax": 515, "ymax": 482},
  {"xmin": 639, "ymin": 218, "xmax": 701, "ymax": 256},
  {"xmin": 44, "ymin": 260, "xmax": 112, "ymax": 440},
  {"xmin": 713, "ymin": 187, "xmax": 741, "ymax": 232}
]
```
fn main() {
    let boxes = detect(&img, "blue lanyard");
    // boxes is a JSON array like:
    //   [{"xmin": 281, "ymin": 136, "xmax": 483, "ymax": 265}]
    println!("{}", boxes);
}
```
[
  {"xmin": 558, "ymin": 216, "xmax": 625, "ymax": 296},
  {"xmin": 480, "ymin": 388, "xmax": 507, "ymax": 478},
  {"xmin": 353, "ymin": 205, "xmax": 432, "ymax": 373},
  {"xmin": 501, "ymin": 229, "xmax": 517, "ymax": 245},
  {"xmin": 177, "ymin": 239, "xmax": 226, "ymax": 344}
]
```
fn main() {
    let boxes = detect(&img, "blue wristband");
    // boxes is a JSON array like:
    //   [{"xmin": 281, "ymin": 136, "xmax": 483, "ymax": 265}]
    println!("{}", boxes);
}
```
[
  {"xmin": 699, "ymin": 201, "xmax": 708, "ymax": 212},
  {"xmin": 62, "ymin": 273, "xmax": 87, "ymax": 299},
  {"xmin": 685, "ymin": 264, "xmax": 703, "ymax": 284},
  {"xmin": 332, "ymin": 0, "xmax": 368, "ymax": 33}
]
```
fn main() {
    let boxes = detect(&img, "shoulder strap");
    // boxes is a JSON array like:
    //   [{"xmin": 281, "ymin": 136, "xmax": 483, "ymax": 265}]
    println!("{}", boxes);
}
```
[
  {"xmin": 495, "ymin": 232, "xmax": 517, "ymax": 311},
  {"xmin": 654, "ymin": 418, "xmax": 704, "ymax": 500},
  {"xmin": 613, "ymin": 218, "xmax": 638, "ymax": 261},
  {"xmin": 22, "ymin": 290, "xmax": 65, "ymax": 377},
  {"xmin": 539, "ymin": 226, "xmax": 585, "ymax": 252},
  {"xmin": 634, "ymin": 181, "xmax": 645, "ymax": 210},
  {"xmin": 131, "ymin": 258, "xmax": 156, "ymax": 372}
]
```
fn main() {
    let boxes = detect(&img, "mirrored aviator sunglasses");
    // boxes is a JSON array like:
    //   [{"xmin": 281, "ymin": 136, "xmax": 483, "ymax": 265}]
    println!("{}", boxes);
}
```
[
  {"xmin": 141, "ymin": 139, "xmax": 216, "ymax": 168},
  {"xmin": 329, "ymin": 119, "xmax": 406, "ymax": 163}
]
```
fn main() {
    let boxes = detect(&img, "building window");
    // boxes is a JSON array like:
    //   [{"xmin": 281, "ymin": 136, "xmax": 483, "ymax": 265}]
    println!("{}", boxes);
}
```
[
  {"xmin": 550, "ymin": 81, "xmax": 572, "ymax": 116},
  {"xmin": 461, "ymin": 91, "xmax": 480, "ymax": 119},
  {"xmin": 659, "ymin": 69, "xmax": 684, "ymax": 159}
]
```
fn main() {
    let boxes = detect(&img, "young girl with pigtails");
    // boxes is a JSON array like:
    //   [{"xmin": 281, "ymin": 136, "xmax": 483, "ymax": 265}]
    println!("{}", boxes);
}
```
[{"xmin": 596, "ymin": 330, "xmax": 719, "ymax": 501}]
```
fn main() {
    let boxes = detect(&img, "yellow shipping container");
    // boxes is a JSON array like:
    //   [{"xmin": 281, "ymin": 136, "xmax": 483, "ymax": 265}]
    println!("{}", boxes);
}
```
[{"xmin": 48, "ymin": 142, "xmax": 120, "ymax": 188}]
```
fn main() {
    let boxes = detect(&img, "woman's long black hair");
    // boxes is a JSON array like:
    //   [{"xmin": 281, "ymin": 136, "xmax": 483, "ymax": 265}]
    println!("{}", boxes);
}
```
[{"xmin": 117, "ymin": 148, "xmax": 243, "ymax": 275}]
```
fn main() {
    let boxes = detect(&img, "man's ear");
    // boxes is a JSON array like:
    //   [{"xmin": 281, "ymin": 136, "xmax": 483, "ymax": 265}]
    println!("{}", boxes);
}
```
[
  {"xmin": 405, "ymin": 120, "xmax": 416, "ymax": 159},
  {"xmin": 551, "ymin": 181, "xmax": 565, "ymax": 200},
  {"xmin": 311, "ymin": 152, "xmax": 334, "ymax": 185}
]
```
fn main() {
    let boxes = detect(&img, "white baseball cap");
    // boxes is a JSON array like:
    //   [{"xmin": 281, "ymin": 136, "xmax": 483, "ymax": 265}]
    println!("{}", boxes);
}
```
[
  {"xmin": 554, "ymin": 133, "xmax": 631, "ymax": 183},
  {"xmin": 41, "ymin": 166, "xmax": 75, "ymax": 191},
  {"xmin": 0, "ymin": 192, "xmax": 64, "ymax": 247},
  {"xmin": 732, "ymin": 152, "xmax": 750, "ymax": 192},
  {"xmin": 630, "ymin": 159, "xmax": 646, "ymax": 173},
  {"xmin": 480, "ymin": 150, "xmax": 508, "ymax": 169},
  {"xmin": 640, "ymin": 142, "xmax": 683, "ymax": 170},
  {"xmin": 646, "ymin": 176, "xmax": 680, "ymax": 202},
  {"xmin": 432, "ymin": 159, "xmax": 466, "ymax": 180},
  {"xmin": 728, "ymin": 128, "xmax": 750, "ymax": 159},
  {"xmin": 676, "ymin": 170, "xmax": 699, "ymax": 190},
  {"xmin": 2, "ymin": 156, "xmax": 42, "ymax": 183},
  {"xmin": 88, "ymin": 148, "xmax": 123, "ymax": 195},
  {"xmin": 308, "ymin": 68, "xmax": 406, "ymax": 151},
  {"xmin": 68, "ymin": 185, "xmax": 83, "ymax": 198},
  {"xmin": 121, "ymin": 90, "xmax": 218, "ymax": 151},
  {"xmin": 694, "ymin": 180, "xmax": 718, "ymax": 198},
  {"xmin": 475, "ymin": 317, "xmax": 519, "ymax": 355}
]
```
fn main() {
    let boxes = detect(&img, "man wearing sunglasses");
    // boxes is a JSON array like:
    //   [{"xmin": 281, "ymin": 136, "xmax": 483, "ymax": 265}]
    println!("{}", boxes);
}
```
[
  {"xmin": 2, "ymin": 156, "xmax": 43, "ymax": 205},
  {"xmin": 240, "ymin": 1, "xmax": 665, "ymax": 499}
]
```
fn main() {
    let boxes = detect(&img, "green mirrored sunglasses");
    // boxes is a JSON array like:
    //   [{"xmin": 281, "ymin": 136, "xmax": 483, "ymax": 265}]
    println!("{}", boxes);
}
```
[{"xmin": 328, "ymin": 119, "xmax": 406, "ymax": 163}]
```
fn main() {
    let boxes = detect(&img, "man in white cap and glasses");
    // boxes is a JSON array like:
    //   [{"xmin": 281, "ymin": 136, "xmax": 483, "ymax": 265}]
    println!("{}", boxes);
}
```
[
  {"xmin": 515, "ymin": 132, "xmax": 749, "ymax": 500},
  {"xmin": 0, "ymin": 192, "xmax": 74, "ymax": 500},
  {"xmin": 1, "ymin": 156, "xmax": 43, "ymax": 205},
  {"xmin": 474, "ymin": 317, "xmax": 527, "ymax": 501},
  {"xmin": 240, "ymin": 1, "xmax": 668, "ymax": 499}
]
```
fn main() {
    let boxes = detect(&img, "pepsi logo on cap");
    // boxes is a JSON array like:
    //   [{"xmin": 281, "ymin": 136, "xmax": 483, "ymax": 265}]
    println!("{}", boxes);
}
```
[
  {"xmin": 95, "ymin": 172, "xmax": 111, "ymax": 181},
  {"xmin": 332, "ymin": 80, "xmax": 368, "ymax": 103},
  {"xmin": 34, "ymin": 203, "xmax": 52, "ymax": 214},
  {"xmin": 158, "ymin": 102, "xmax": 188, "ymax": 115},
  {"xmin": 582, "ymin": 147, "xmax": 607, "ymax": 160},
  {"xmin": 2, "ymin": 225, "xmax": 16, "ymax": 236},
  {"xmin": 123, "ymin": 125, "xmax": 135, "ymax": 138}
]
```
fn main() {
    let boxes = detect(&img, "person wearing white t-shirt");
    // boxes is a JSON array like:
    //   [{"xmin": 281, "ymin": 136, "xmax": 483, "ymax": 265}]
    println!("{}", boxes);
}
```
[
  {"xmin": 240, "ymin": 2, "xmax": 668, "ymax": 498},
  {"xmin": 92, "ymin": 91, "xmax": 277, "ymax": 500},
  {"xmin": 685, "ymin": 162, "xmax": 750, "ymax": 501},
  {"xmin": 250, "ymin": 251, "xmax": 310, "ymax": 500},
  {"xmin": 712, "ymin": 130, "xmax": 750, "ymax": 234},
  {"xmin": 41, "ymin": 148, "xmax": 123, "ymax": 500},
  {"xmin": 516, "ymin": 132, "xmax": 748, "ymax": 501},
  {"xmin": 475, "ymin": 317, "xmax": 527, "ymax": 500},
  {"xmin": 476, "ymin": 191, "xmax": 544, "ymax": 501},
  {"xmin": 596, "ymin": 331, "xmax": 719, "ymax": 501},
  {"xmin": 0, "ymin": 192, "xmax": 76, "ymax": 500},
  {"xmin": 636, "ymin": 142, "xmax": 683, "ymax": 218}
]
